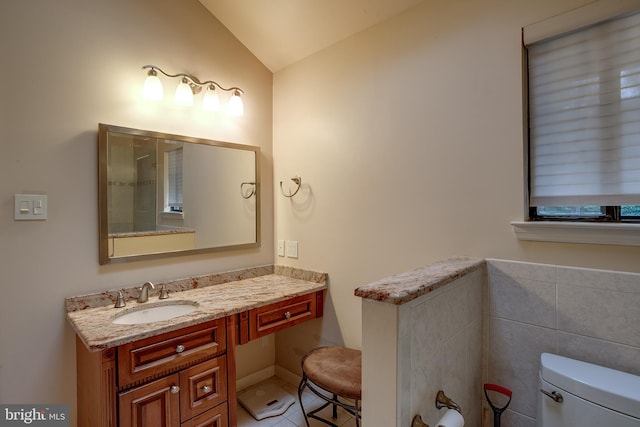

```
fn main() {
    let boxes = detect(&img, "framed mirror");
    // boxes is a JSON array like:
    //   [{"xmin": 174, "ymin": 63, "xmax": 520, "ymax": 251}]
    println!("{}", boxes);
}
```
[{"xmin": 98, "ymin": 124, "xmax": 260, "ymax": 264}]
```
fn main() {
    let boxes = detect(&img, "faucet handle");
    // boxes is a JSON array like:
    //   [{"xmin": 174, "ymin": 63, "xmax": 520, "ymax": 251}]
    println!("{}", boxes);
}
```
[
  {"xmin": 114, "ymin": 291, "xmax": 126, "ymax": 308},
  {"xmin": 159, "ymin": 284, "xmax": 169, "ymax": 299}
]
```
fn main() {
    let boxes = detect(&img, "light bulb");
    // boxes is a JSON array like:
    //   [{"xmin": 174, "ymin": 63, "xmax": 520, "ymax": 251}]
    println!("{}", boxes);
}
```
[
  {"xmin": 227, "ymin": 90, "xmax": 244, "ymax": 116},
  {"xmin": 202, "ymin": 85, "xmax": 221, "ymax": 112},
  {"xmin": 142, "ymin": 69, "xmax": 163, "ymax": 101},
  {"xmin": 175, "ymin": 78, "xmax": 194, "ymax": 106}
]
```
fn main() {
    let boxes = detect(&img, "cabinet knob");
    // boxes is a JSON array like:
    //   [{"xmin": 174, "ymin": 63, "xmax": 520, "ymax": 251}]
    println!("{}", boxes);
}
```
[
  {"xmin": 170, "ymin": 385, "xmax": 180, "ymax": 394},
  {"xmin": 203, "ymin": 385, "xmax": 212, "ymax": 393},
  {"xmin": 176, "ymin": 344, "xmax": 185, "ymax": 353},
  {"xmin": 284, "ymin": 311, "xmax": 291, "ymax": 319}
]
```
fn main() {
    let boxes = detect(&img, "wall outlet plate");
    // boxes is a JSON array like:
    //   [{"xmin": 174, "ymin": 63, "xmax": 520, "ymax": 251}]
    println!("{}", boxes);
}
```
[
  {"xmin": 277, "ymin": 240, "xmax": 285, "ymax": 257},
  {"xmin": 285, "ymin": 240, "xmax": 298, "ymax": 258},
  {"xmin": 14, "ymin": 194, "xmax": 48, "ymax": 220}
]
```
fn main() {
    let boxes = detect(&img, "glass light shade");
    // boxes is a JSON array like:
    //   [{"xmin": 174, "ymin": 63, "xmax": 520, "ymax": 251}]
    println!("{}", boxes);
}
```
[
  {"xmin": 143, "ymin": 74, "xmax": 164, "ymax": 101},
  {"xmin": 202, "ymin": 86, "xmax": 221, "ymax": 112},
  {"xmin": 174, "ymin": 79, "xmax": 194, "ymax": 106},
  {"xmin": 227, "ymin": 91, "xmax": 244, "ymax": 116}
]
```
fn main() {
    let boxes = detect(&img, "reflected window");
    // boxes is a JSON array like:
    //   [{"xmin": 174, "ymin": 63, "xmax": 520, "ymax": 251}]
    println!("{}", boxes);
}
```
[{"xmin": 165, "ymin": 147, "xmax": 183, "ymax": 213}]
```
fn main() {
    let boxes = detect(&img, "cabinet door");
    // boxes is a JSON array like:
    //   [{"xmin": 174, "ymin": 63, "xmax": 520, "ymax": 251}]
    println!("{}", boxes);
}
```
[
  {"xmin": 180, "ymin": 356, "xmax": 227, "ymax": 422},
  {"xmin": 181, "ymin": 403, "xmax": 228, "ymax": 427},
  {"xmin": 119, "ymin": 374, "xmax": 180, "ymax": 427}
]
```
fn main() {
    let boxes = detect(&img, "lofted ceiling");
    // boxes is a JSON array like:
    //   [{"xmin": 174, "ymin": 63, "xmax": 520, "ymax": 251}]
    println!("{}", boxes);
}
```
[{"xmin": 199, "ymin": 0, "xmax": 425, "ymax": 72}]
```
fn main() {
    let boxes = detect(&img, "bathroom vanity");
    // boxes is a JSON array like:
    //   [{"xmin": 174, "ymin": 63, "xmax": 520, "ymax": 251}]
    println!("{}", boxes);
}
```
[{"xmin": 66, "ymin": 267, "xmax": 327, "ymax": 427}]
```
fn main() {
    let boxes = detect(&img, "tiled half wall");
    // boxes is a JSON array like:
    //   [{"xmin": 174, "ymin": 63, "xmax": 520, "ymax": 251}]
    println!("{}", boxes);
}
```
[
  {"xmin": 360, "ymin": 258, "xmax": 640, "ymax": 427},
  {"xmin": 361, "ymin": 267, "xmax": 484, "ymax": 427},
  {"xmin": 484, "ymin": 259, "xmax": 640, "ymax": 427}
]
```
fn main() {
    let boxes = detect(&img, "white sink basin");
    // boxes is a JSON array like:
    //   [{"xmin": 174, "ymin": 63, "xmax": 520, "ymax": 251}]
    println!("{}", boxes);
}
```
[{"xmin": 113, "ymin": 301, "xmax": 198, "ymax": 325}]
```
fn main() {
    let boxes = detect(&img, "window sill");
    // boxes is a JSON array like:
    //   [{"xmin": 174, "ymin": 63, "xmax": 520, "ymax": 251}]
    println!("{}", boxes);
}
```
[
  {"xmin": 511, "ymin": 221, "xmax": 640, "ymax": 247},
  {"xmin": 161, "ymin": 211, "xmax": 184, "ymax": 219}
]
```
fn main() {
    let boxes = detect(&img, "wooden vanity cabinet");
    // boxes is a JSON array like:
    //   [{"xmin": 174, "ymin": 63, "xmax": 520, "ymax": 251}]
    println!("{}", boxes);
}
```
[
  {"xmin": 76, "ymin": 317, "xmax": 235, "ymax": 427},
  {"xmin": 75, "ymin": 290, "xmax": 324, "ymax": 426}
]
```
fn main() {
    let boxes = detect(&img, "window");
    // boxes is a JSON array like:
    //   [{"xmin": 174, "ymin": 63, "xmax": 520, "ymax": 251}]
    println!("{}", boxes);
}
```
[
  {"xmin": 165, "ymin": 148, "xmax": 183, "ymax": 213},
  {"xmin": 526, "ymin": 9, "xmax": 640, "ymax": 223}
]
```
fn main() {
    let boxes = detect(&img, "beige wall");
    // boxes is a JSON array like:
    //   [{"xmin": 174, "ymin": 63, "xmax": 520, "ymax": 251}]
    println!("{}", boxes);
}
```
[
  {"xmin": 0, "ymin": 0, "xmax": 273, "ymax": 424},
  {"xmin": 273, "ymin": 0, "xmax": 640, "ymax": 368}
]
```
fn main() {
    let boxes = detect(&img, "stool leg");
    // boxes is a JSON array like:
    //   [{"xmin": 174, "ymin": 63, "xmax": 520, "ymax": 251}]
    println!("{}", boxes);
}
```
[
  {"xmin": 332, "ymin": 394, "xmax": 338, "ymax": 419},
  {"xmin": 298, "ymin": 374, "xmax": 311, "ymax": 427},
  {"xmin": 355, "ymin": 399, "xmax": 360, "ymax": 427}
]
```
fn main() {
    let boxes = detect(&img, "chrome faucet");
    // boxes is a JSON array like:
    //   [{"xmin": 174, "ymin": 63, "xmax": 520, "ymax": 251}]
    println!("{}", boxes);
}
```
[{"xmin": 138, "ymin": 281, "xmax": 155, "ymax": 303}]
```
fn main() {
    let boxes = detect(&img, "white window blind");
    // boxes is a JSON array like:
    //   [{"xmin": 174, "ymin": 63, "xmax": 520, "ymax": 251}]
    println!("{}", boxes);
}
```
[
  {"xmin": 528, "ymin": 10, "xmax": 640, "ymax": 206},
  {"xmin": 167, "ymin": 148, "xmax": 183, "ymax": 208}
]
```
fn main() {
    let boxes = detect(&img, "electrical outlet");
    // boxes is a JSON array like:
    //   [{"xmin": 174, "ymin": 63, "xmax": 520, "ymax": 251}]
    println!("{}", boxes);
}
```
[
  {"xmin": 277, "ymin": 240, "xmax": 285, "ymax": 257},
  {"xmin": 285, "ymin": 240, "xmax": 298, "ymax": 259}
]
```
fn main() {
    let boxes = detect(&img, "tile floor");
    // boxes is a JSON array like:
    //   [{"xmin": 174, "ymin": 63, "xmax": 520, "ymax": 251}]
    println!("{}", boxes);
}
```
[{"xmin": 236, "ymin": 376, "xmax": 359, "ymax": 427}]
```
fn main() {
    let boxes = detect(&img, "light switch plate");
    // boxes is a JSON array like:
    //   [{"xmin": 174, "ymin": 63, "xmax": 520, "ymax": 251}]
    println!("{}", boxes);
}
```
[
  {"xmin": 14, "ymin": 194, "xmax": 48, "ymax": 220},
  {"xmin": 277, "ymin": 240, "xmax": 285, "ymax": 257},
  {"xmin": 285, "ymin": 240, "xmax": 298, "ymax": 259}
]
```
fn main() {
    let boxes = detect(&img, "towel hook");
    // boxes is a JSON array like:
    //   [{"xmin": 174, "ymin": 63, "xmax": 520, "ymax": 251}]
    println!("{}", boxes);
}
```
[
  {"xmin": 280, "ymin": 176, "xmax": 302, "ymax": 198},
  {"xmin": 240, "ymin": 182, "xmax": 256, "ymax": 199}
]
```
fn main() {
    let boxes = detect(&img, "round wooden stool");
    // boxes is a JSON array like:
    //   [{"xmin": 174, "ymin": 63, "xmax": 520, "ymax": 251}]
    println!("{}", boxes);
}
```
[{"xmin": 297, "ymin": 346, "xmax": 361, "ymax": 427}]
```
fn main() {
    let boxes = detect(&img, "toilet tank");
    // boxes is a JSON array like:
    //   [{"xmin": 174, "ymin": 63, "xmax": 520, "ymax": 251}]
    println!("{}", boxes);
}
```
[{"xmin": 537, "ymin": 353, "xmax": 640, "ymax": 427}]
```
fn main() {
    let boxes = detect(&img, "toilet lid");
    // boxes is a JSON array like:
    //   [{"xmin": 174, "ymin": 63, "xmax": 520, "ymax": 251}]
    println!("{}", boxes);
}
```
[{"xmin": 540, "ymin": 353, "xmax": 640, "ymax": 419}]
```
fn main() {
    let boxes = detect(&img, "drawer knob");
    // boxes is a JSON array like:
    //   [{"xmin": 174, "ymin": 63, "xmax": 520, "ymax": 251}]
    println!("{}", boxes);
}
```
[
  {"xmin": 284, "ymin": 311, "xmax": 291, "ymax": 319},
  {"xmin": 203, "ymin": 385, "xmax": 212, "ymax": 393},
  {"xmin": 176, "ymin": 344, "xmax": 185, "ymax": 353},
  {"xmin": 170, "ymin": 385, "xmax": 180, "ymax": 394}
]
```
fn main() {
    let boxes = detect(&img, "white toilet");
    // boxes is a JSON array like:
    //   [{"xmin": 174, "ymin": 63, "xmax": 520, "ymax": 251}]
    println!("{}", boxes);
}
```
[{"xmin": 537, "ymin": 353, "xmax": 640, "ymax": 426}]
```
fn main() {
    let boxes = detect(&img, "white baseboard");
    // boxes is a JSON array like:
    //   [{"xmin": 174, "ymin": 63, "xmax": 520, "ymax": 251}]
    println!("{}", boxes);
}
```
[
  {"xmin": 275, "ymin": 365, "xmax": 301, "ymax": 387},
  {"xmin": 236, "ymin": 365, "xmax": 302, "ymax": 392},
  {"xmin": 236, "ymin": 366, "xmax": 275, "ymax": 392}
]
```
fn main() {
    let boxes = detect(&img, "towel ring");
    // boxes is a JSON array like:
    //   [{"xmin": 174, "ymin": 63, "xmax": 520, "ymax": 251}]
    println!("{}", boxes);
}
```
[
  {"xmin": 240, "ymin": 182, "xmax": 256, "ymax": 199},
  {"xmin": 280, "ymin": 176, "xmax": 302, "ymax": 198}
]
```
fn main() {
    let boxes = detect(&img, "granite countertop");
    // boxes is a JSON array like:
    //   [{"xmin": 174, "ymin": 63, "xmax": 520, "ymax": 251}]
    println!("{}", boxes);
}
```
[
  {"xmin": 354, "ymin": 256, "xmax": 485, "ymax": 305},
  {"xmin": 67, "ymin": 266, "xmax": 327, "ymax": 352}
]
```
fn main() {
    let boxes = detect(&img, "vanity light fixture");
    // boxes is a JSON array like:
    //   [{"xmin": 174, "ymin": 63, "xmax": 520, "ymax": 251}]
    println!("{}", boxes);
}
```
[
  {"xmin": 174, "ymin": 77, "xmax": 195, "ymax": 107},
  {"xmin": 142, "ymin": 65, "xmax": 244, "ymax": 116},
  {"xmin": 228, "ymin": 89, "xmax": 244, "ymax": 116},
  {"xmin": 142, "ymin": 68, "xmax": 163, "ymax": 101},
  {"xmin": 202, "ymin": 85, "xmax": 221, "ymax": 112}
]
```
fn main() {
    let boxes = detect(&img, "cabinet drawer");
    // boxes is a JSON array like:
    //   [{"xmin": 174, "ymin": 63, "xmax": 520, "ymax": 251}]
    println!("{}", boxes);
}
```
[
  {"xmin": 118, "ymin": 318, "xmax": 226, "ymax": 388},
  {"xmin": 181, "ymin": 402, "xmax": 228, "ymax": 427},
  {"xmin": 249, "ymin": 293, "xmax": 317, "ymax": 340},
  {"xmin": 180, "ymin": 356, "xmax": 227, "ymax": 422}
]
